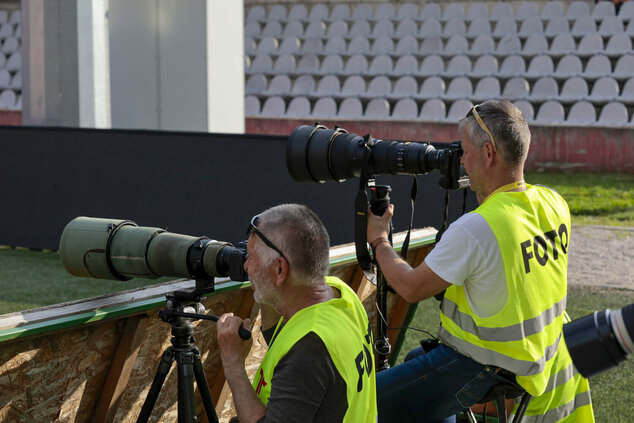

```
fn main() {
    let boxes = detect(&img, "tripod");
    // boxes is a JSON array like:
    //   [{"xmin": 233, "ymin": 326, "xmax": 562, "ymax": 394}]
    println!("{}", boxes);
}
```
[{"xmin": 137, "ymin": 279, "xmax": 250, "ymax": 423}]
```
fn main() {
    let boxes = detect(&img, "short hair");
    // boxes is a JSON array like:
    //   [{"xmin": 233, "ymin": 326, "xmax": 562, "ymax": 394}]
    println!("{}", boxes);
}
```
[
  {"xmin": 458, "ymin": 100, "xmax": 531, "ymax": 167},
  {"xmin": 256, "ymin": 204, "xmax": 330, "ymax": 285}
]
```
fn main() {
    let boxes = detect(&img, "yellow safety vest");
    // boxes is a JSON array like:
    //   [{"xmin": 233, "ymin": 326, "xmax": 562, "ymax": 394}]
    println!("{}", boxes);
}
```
[
  {"xmin": 252, "ymin": 276, "xmax": 377, "ymax": 423},
  {"xmin": 511, "ymin": 325, "xmax": 595, "ymax": 422},
  {"xmin": 439, "ymin": 184, "xmax": 570, "ymax": 396}
]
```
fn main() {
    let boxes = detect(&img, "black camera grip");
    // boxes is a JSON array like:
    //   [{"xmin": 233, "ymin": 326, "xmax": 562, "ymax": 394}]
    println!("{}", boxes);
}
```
[
  {"xmin": 238, "ymin": 326, "xmax": 252, "ymax": 340},
  {"xmin": 370, "ymin": 185, "xmax": 392, "ymax": 216}
]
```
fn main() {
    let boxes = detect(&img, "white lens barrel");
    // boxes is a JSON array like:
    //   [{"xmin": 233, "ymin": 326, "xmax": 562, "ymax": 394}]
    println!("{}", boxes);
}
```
[{"xmin": 610, "ymin": 308, "xmax": 634, "ymax": 356}]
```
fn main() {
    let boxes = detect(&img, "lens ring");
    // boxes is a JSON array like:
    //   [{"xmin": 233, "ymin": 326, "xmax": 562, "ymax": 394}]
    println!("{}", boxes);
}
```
[
  {"xmin": 104, "ymin": 221, "xmax": 137, "ymax": 281},
  {"xmin": 287, "ymin": 125, "xmax": 325, "ymax": 183},
  {"xmin": 144, "ymin": 229, "xmax": 166, "ymax": 278},
  {"xmin": 304, "ymin": 125, "xmax": 327, "ymax": 183},
  {"xmin": 610, "ymin": 308, "xmax": 634, "ymax": 354},
  {"xmin": 327, "ymin": 128, "xmax": 348, "ymax": 181}
]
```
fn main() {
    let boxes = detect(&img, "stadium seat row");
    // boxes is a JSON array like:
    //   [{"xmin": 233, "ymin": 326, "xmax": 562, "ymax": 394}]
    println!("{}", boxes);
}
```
[
  {"xmin": 246, "ymin": 2, "xmax": 634, "ymax": 24},
  {"xmin": 246, "ymin": 33, "xmax": 633, "ymax": 60},
  {"xmin": 246, "ymin": 74, "xmax": 634, "ymax": 105},
  {"xmin": 246, "ymin": 51, "xmax": 633, "ymax": 81},
  {"xmin": 0, "ymin": 8, "xmax": 20, "ymax": 101},
  {"xmin": 246, "ymin": 16, "xmax": 634, "ymax": 40},
  {"xmin": 246, "ymin": 95, "xmax": 634, "ymax": 127}
]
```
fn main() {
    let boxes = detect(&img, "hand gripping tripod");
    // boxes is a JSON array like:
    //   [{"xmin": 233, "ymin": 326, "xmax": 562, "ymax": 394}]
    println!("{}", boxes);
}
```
[{"xmin": 136, "ymin": 278, "xmax": 250, "ymax": 423}]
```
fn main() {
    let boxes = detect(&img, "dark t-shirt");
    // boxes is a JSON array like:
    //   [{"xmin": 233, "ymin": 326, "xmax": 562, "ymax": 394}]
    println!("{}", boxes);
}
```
[{"xmin": 253, "ymin": 324, "xmax": 348, "ymax": 423}]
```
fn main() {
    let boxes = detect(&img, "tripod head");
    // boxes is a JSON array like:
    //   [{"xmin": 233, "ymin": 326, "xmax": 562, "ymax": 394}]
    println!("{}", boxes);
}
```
[{"xmin": 157, "ymin": 278, "xmax": 252, "ymax": 340}]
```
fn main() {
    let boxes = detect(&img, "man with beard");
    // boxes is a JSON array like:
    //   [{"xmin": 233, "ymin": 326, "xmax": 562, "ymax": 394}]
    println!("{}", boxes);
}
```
[{"xmin": 217, "ymin": 204, "xmax": 377, "ymax": 423}]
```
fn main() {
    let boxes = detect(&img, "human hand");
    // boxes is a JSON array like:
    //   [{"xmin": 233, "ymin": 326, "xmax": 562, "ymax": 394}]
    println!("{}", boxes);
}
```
[
  {"xmin": 367, "ymin": 203, "xmax": 394, "ymax": 245},
  {"xmin": 217, "ymin": 313, "xmax": 253, "ymax": 370}
]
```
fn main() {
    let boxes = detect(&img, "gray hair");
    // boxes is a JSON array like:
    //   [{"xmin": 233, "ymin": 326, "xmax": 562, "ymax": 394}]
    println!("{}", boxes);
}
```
[
  {"xmin": 254, "ymin": 204, "xmax": 330, "ymax": 285},
  {"xmin": 457, "ymin": 100, "xmax": 531, "ymax": 167}
]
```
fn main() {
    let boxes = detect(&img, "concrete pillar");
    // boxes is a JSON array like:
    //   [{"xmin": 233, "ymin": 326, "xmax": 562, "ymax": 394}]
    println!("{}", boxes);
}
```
[
  {"xmin": 22, "ymin": 0, "xmax": 111, "ymax": 128},
  {"xmin": 23, "ymin": 0, "xmax": 243, "ymax": 133},
  {"xmin": 207, "ymin": 0, "xmax": 245, "ymax": 133},
  {"xmin": 110, "ymin": 0, "xmax": 244, "ymax": 133},
  {"xmin": 77, "ymin": 0, "xmax": 111, "ymax": 128}
]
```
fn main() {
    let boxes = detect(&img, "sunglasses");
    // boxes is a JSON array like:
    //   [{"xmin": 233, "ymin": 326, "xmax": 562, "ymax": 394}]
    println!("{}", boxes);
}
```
[
  {"xmin": 466, "ymin": 105, "xmax": 497, "ymax": 152},
  {"xmin": 247, "ymin": 214, "xmax": 287, "ymax": 261}
]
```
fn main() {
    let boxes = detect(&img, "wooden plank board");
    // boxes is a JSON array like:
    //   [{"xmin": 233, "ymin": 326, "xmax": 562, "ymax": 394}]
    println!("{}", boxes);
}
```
[{"xmin": 93, "ymin": 315, "xmax": 149, "ymax": 423}]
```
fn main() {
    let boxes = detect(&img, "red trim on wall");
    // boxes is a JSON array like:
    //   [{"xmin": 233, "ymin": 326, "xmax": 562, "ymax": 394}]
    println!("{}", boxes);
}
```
[{"xmin": 0, "ymin": 111, "xmax": 21, "ymax": 126}]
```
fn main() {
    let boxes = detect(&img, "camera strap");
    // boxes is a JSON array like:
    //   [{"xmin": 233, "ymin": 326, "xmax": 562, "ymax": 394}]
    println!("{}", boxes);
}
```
[
  {"xmin": 400, "ymin": 176, "xmax": 418, "ymax": 261},
  {"xmin": 433, "ymin": 188, "xmax": 468, "ymax": 302},
  {"xmin": 354, "ymin": 136, "xmax": 376, "ymax": 284},
  {"xmin": 436, "ymin": 190, "xmax": 450, "ymax": 243}
]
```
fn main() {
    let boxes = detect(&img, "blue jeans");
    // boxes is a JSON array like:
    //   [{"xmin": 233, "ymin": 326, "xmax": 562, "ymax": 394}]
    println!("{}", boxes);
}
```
[{"xmin": 377, "ymin": 343, "xmax": 518, "ymax": 423}]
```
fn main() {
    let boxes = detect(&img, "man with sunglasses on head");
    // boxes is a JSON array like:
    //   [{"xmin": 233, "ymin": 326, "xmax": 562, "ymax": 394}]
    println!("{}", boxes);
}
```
[
  {"xmin": 367, "ymin": 100, "xmax": 593, "ymax": 422},
  {"xmin": 217, "ymin": 203, "xmax": 377, "ymax": 423}
]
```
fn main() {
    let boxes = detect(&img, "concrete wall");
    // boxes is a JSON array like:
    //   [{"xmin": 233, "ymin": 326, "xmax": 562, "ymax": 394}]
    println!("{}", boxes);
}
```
[
  {"xmin": 22, "ymin": 0, "xmax": 245, "ymax": 133},
  {"xmin": 109, "ymin": 0, "xmax": 245, "ymax": 133}
]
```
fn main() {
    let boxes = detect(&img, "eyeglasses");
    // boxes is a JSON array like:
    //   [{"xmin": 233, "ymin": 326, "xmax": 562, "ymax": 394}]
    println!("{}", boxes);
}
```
[
  {"xmin": 247, "ymin": 214, "xmax": 287, "ymax": 261},
  {"xmin": 466, "ymin": 105, "xmax": 497, "ymax": 152}
]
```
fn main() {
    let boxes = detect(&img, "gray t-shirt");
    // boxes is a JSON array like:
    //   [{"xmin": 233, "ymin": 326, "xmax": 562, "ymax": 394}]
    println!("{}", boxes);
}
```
[{"xmin": 252, "ymin": 324, "xmax": 348, "ymax": 423}]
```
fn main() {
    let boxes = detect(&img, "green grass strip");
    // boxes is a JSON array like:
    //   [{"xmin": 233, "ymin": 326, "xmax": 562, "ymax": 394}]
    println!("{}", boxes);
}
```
[{"xmin": 0, "ymin": 280, "xmax": 250, "ymax": 342}]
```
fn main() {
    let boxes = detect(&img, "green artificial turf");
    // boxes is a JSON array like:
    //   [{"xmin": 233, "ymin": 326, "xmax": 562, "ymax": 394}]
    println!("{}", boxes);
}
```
[
  {"xmin": 0, "ymin": 247, "xmax": 173, "ymax": 315},
  {"xmin": 525, "ymin": 171, "xmax": 634, "ymax": 227}
]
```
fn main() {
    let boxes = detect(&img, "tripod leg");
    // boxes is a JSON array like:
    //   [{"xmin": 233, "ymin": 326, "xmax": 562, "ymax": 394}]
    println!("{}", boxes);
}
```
[
  {"xmin": 193, "ymin": 347, "xmax": 219, "ymax": 423},
  {"xmin": 137, "ymin": 347, "xmax": 175, "ymax": 423},
  {"xmin": 177, "ymin": 350, "xmax": 198, "ymax": 423}
]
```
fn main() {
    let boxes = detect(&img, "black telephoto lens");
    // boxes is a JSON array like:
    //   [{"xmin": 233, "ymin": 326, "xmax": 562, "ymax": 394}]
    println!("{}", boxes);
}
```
[
  {"xmin": 564, "ymin": 304, "xmax": 634, "ymax": 378},
  {"xmin": 287, "ymin": 124, "xmax": 455, "ymax": 183}
]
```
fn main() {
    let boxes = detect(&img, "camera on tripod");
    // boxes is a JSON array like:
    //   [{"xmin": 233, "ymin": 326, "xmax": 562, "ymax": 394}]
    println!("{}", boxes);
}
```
[{"xmin": 59, "ymin": 216, "xmax": 252, "ymax": 422}]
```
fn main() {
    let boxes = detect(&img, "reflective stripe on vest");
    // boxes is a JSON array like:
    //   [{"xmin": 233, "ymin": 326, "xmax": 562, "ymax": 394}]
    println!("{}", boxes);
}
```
[
  {"xmin": 251, "ymin": 276, "xmax": 377, "ymax": 423},
  {"xmin": 439, "ymin": 184, "xmax": 571, "ymax": 397},
  {"xmin": 510, "ymin": 325, "xmax": 595, "ymax": 422},
  {"xmin": 438, "ymin": 326, "xmax": 562, "ymax": 376},
  {"xmin": 441, "ymin": 296, "xmax": 567, "ymax": 342},
  {"xmin": 517, "ymin": 391, "xmax": 592, "ymax": 423}
]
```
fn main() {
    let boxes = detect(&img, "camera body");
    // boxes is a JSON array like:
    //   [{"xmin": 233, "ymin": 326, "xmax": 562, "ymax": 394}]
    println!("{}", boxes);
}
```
[{"xmin": 286, "ymin": 124, "xmax": 469, "ymax": 190}]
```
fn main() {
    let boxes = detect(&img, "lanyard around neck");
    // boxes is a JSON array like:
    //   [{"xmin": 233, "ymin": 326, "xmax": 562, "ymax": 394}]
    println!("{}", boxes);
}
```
[{"xmin": 482, "ymin": 180, "xmax": 526, "ymax": 204}]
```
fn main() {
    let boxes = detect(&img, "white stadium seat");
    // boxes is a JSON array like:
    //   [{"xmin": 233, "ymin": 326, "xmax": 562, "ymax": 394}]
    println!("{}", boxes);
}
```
[
  {"xmin": 535, "ymin": 101, "xmax": 565, "ymax": 124},
  {"xmin": 392, "ymin": 98, "xmax": 419, "ymax": 119},
  {"xmin": 420, "ymin": 99, "xmax": 446, "ymax": 120},
  {"xmin": 365, "ymin": 98, "xmax": 390, "ymax": 119},
  {"xmin": 567, "ymin": 101, "xmax": 597, "ymax": 125}
]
